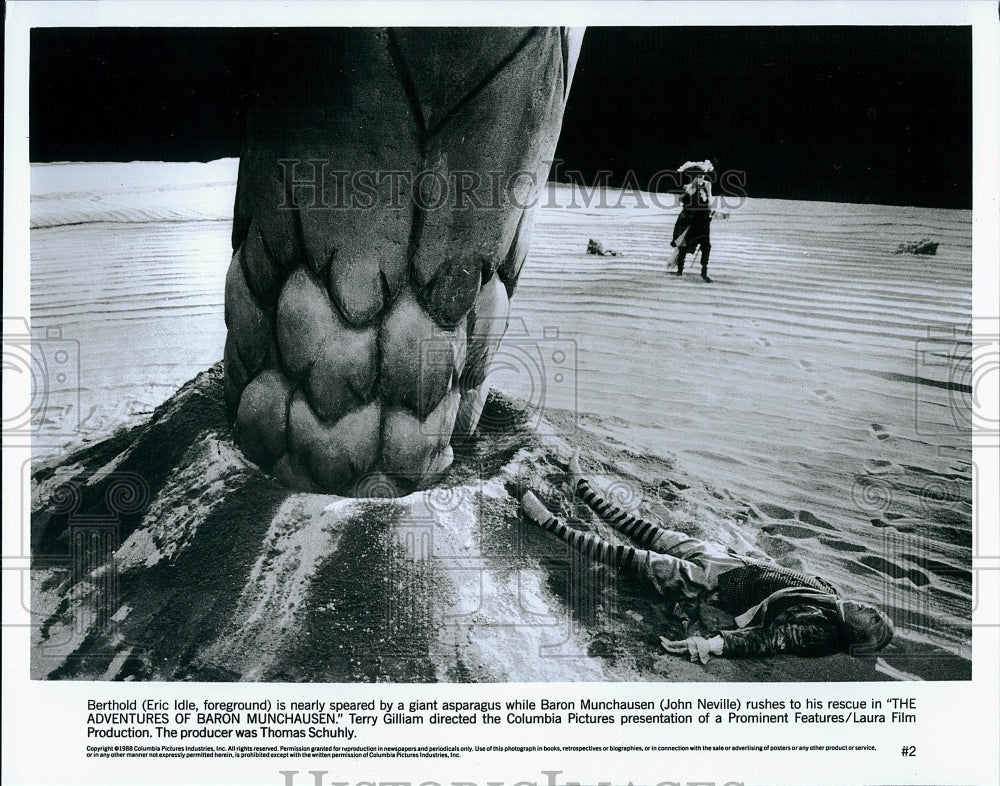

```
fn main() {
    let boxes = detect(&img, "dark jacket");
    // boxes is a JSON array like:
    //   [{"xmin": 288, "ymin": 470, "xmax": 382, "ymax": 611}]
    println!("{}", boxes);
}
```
[
  {"xmin": 711, "ymin": 561, "xmax": 845, "ymax": 657},
  {"xmin": 719, "ymin": 603, "xmax": 844, "ymax": 657},
  {"xmin": 674, "ymin": 181, "xmax": 713, "ymax": 246},
  {"xmin": 715, "ymin": 560, "xmax": 838, "ymax": 614}
]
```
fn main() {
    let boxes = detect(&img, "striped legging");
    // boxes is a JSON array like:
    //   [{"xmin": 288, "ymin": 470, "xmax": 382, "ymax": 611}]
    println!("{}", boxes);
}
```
[{"xmin": 523, "ymin": 475, "xmax": 742, "ymax": 599}]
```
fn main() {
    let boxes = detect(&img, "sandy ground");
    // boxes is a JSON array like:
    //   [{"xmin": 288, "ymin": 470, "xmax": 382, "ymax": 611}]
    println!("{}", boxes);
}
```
[{"xmin": 27, "ymin": 161, "xmax": 972, "ymax": 681}]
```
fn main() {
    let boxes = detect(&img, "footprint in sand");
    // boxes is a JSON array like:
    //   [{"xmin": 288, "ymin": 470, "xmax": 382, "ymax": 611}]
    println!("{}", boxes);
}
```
[
  {"xmin": 797, "ymin": 510, "xmax": 836, "ymax": 530},
  {"xmin": 901, "ymin": 554, "xmax": 972, "ymax": 583},
  {"xmin": 819, "ymin": 537, "xmax": 869, "ymax": 553},
  {"xmin": 797, "ymin": 359, "xmax": 815, "ymax": 370},
  {"xmin": 869, "ymin": 517, "xmax": 918, "ymax": 533},
  {"xmin": 901, "ymin": 464, "xmax": 947, "ymax": 477},
  {"xmin": 756, "ymin": 337, "xmax": 772, "ymax": 348},
  {"xmin": 843, "ymin": 559, "xmax": 880, "ymax": 578},
  {"xmin": 761, "ymin": 523, "xmax": 817, "ymax": 539},
  {"xmin": 858, "ymin": 555, "xmax": 930, "ymax": 587},
  {"xmin": 870, "ymin": 423, "xmax": 891, "ymax": 441},
  {"xmin": 758, "ymin": 534, "xmax": 796, "ymax": 558},
  {"xmin": 812, "ymin": 389, "xmax": 835, "ymax": 402},
  {"xmin": 656, "ymin": 481, "xmax": 679, "ymax": 502},
  {"xmin": 755, "ymin": 506, "xmax": 840, "ymax": 542},
  {"xmin": 754, "ymin": 502, "xmax": 796, "ymax": 519},
  {"xmin": 841, "ymin": 556, "xmax": 929, "ymax": 587},
  {"xmin": 864, "ymin": 459, "xmax": 893, "ymax": 475}
]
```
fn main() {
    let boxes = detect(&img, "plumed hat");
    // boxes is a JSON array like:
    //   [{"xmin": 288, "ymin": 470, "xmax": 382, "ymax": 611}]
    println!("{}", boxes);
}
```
[{"xmin": 679, "ymin": 159, "xmax": 715, "ymax": 175}]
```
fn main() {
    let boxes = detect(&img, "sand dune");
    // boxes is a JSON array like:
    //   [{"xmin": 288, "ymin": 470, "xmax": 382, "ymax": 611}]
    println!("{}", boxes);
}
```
[
  {"xmin": 522, "ymin": 188, "xmax": 971, "ymax": 662},
  {"xmin": 28, "ymin": 161, "xmax": 972, "ymax": 680}
]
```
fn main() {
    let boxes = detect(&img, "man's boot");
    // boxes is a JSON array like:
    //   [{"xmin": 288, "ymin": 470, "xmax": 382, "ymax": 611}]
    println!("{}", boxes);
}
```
[
  {"xmin": 700, "ymin": 245, "xmax": 712, "ymax": 282},
  {"xmin": 675, "ymin": 251, "xmax": 686, "ymax": 276}
]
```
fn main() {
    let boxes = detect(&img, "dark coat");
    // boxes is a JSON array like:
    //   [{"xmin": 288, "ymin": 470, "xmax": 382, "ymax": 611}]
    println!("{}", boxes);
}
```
[{"xmin": 719, "ymin": 603, "xmax": 845, "ymax": 657}]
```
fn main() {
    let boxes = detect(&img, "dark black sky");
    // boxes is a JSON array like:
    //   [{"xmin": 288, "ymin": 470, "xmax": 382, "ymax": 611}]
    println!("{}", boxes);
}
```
[
  {"xmin": 29, "ymin": 26, "xmax": 971, "ymax": 207},
  {"xmin": 557, "ymin": 27, "xmax": 971, "ymax": 207}
]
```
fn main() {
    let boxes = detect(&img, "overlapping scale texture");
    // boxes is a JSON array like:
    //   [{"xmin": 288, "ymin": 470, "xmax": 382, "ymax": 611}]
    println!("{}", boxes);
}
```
[{"xmin": 224, "ymin": 28, "xmax": 580, "ymax": 494}]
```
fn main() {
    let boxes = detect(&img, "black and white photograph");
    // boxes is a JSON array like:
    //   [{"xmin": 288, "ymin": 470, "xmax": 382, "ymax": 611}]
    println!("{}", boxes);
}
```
[{"xmin": 4, "ymin": 3, "xmax": 999, "ymax": 786}]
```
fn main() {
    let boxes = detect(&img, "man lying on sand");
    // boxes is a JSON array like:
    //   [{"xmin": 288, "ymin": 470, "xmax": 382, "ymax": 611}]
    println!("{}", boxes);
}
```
[{"xmin": 518, "ymin": 452, "xmax": 894, "ymax": 663}]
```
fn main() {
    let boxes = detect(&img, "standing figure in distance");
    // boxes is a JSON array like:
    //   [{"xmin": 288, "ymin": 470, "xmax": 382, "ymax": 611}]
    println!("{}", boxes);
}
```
[{"xmin": 671, "ymin": 160, "xmax": 716, "ymax": 282}]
